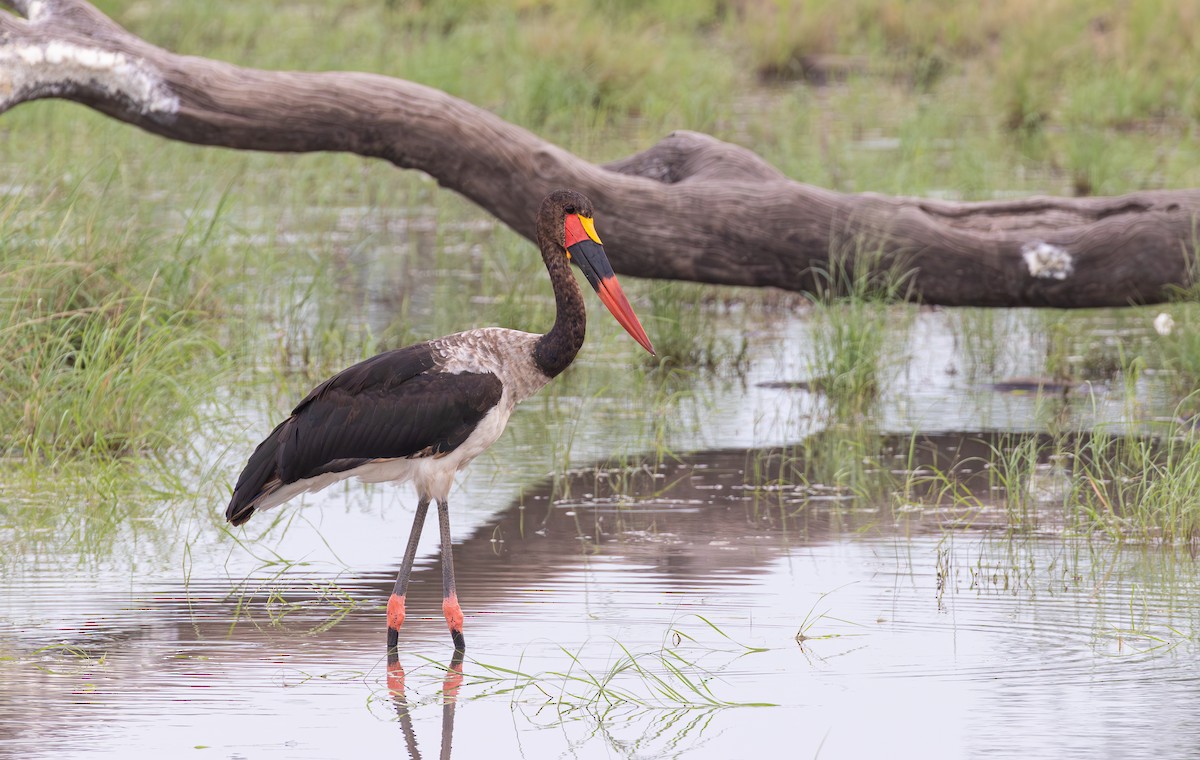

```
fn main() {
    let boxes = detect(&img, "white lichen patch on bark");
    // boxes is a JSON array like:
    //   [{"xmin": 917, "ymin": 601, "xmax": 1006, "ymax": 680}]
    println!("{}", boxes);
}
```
[
  {"xmin": 0, "ymin": 40, "xmax": 178, "ymax": 116},
  {"xmin": 24, "ymin": 1, "xmax": 49, "ymax": 21},
  {"xmin": 1021, "ymin": 241, "xmax": 1074, "ymax": 280}
]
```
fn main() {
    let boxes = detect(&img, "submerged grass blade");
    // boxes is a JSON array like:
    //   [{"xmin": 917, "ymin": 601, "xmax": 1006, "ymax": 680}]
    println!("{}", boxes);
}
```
[{"xmin": 455, "ymin": 619, "xmax": 778, "ymax": 713}]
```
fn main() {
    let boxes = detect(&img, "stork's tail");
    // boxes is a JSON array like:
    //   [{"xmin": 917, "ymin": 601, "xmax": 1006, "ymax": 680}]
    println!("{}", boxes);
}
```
[{"xmin": 226, "ymin": 423, "xmax": 285, "ymax": 526}]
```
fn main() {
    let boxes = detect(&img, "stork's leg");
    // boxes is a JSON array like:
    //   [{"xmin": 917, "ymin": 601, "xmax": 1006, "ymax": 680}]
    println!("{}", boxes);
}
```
[
  {"xmin": 437, "ymin": 499, "xmax": 465, "ymax": 652},
  {"xmin": 387, "ymin": 498, "xmax": 430, "ymax": 651}
]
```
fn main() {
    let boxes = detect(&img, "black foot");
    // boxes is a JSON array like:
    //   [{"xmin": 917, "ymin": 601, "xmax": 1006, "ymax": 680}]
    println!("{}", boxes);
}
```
[
  {"xmin": 451, "ymin": 628, "xmax": 466, "ymax": 653},
  {"xmin": 387, "ymin": 625, "xmax": 399, "ymax": 651}
]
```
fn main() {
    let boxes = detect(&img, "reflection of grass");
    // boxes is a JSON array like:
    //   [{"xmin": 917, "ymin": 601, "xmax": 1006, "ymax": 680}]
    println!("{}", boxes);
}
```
[
  {"xmin": 747, "ymin": 425, "xmax": 902, "ymax": 515},
  {"xmin": 373, "ymin": 645, "xmax": 742, "ymax": 755},
  {"xmin": 940, "ymin": 427, "xmax": 1200, "ymax": 543},
  {"xmin": 931, "ymin": 536, "xmax": 1200, "ymax": 658},
  {"xmin": 739, "ymin": 425, "xmax": 1200, "ymax": 544},
  {"xmin": 805, "ymin": 301, "xmax": 899, "ymax": 415},
  {"xmin": 0, "ymin": 456, "xmax": 191, "ymax": 569},
  {"xmin": 220, "ymin": 517, "xmax": 367, "ymax": 636},
  {"xmin": 1151, "ymin": 283, "xmax": 1200, "ymax": 404},
  {"xmin": 951, "ymin": 307, "xmax": 1141, "ymax": 395},
  {"xmin": 365, "ymin": 616, "xmax": 774, "ymax": 744},
  {"xmin": 1099, "ymin": 582, "xmax": 1187, "ymax": 656},
  {"xmin": 949, "ymin": 308, "xmax": 1008, "ymax": 382}
]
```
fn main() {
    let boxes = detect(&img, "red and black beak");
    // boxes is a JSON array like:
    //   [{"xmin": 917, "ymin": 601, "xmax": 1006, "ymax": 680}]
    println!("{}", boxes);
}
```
[{"xmin": 565, "ymin": 214, "xmax": 655, "ymax": 355}]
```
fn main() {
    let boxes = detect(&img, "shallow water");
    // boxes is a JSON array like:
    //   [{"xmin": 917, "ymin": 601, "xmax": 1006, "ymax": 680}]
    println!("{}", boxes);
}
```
[
  {"xmin": 3, "ymin": 455, "xmax": 1200, "ymax": 758},
  {"xmin": 3, "ymin": 209, "xmax": 1198, "ymax": 758},
  {"xmin": 5, "ymin": 432, "xmax": 1200, "ymax": 758}
]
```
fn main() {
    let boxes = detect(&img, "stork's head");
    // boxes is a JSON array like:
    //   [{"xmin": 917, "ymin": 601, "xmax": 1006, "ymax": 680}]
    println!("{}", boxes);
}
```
[{"xmin": 543, "ymin": 189, "xmax": 655, "ymax": 355}]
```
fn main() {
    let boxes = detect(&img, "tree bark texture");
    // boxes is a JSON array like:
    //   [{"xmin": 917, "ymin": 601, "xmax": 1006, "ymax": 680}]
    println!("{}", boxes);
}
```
[{"xmin": 2, "ymin": 0, "xmax": 1198, "ymax": 307}]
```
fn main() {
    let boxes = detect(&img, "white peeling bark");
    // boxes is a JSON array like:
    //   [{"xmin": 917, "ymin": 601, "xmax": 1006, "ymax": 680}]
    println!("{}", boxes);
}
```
[{"xmin": 0, "ymin": 39, "xmax": 178, "ymax": 114}]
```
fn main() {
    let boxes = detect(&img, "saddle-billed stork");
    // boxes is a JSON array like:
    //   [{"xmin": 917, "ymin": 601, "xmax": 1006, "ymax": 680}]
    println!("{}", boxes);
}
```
[{"xmin": 225, "ymin": 190, "xmax": 655, "ymax": 652}]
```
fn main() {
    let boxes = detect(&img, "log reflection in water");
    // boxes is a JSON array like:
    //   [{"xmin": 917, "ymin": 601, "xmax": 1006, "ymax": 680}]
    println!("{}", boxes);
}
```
[{"xmin": 10, "ymin": 429, "xmax": 1095, "ymax": 656}]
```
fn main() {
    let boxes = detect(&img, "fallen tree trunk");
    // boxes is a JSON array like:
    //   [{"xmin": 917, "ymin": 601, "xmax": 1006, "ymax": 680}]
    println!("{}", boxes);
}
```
[{"xmin": 2, "ymin": 0, "xmax": 1197, "ymax": 307}]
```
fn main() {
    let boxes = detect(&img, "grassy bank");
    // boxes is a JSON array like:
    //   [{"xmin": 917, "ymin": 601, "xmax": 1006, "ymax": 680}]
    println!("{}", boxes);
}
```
[
  {"xmin": 72, "ymin": 0, "xmax": 1200, "ymax": 194},
  {"xmin": 0, "ymin": 174, "xmax": 225, "ymax": 459}
]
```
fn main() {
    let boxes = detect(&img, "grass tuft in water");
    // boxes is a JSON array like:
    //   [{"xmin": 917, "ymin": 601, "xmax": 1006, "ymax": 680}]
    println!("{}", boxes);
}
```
[
  {"xmin": 646, "ymin": 281, "xmax": 749, "ymax": 373},
  {"xmin": 0, "ymin": 187, "xmax": 226, "ymax": 460},
  {"xmin": 802, "ymin": 235, "xmax": 916, "ymax": 416},
  {"xmin": 1068, "ymin": 421, "xmax": 1200, "ymax": 544}
]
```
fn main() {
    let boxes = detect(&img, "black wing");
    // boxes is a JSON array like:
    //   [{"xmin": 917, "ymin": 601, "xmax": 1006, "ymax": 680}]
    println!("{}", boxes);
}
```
[
  {"xmin": 226, "ymin": 342, "xmax": 503, "ymax": 525},
  {"xmin": 278, "ymin": 368, "xmax": 503, "ymax": 481}
]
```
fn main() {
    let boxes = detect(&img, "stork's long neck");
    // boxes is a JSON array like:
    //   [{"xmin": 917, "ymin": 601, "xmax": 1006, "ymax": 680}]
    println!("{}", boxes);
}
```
[{"xmin": 532, "ymin": 235, "xmax": 586, "ymax": 378}]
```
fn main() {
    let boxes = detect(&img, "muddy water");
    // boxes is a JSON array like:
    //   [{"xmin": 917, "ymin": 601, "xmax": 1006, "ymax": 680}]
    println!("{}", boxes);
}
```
[{"xmin": 3, "ymin": 220, "xmax": 1199, "ymax": 758}]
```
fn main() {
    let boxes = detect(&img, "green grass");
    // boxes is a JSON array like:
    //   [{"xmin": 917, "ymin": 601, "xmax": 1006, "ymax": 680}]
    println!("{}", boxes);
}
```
[
  {"xmin": 1066, "ymin": 422, "xmax": 1200, "ymax": 544},
  {"xmin": 1148, "ymin": 301, "xmax": 1200, "ymax": 405},
  {"xmin": 800, "ymin": 235, "xmax": 917, "ymax": 415},
  {"xmin": 68, "ymin": 0, "xmax": 1200, "ymax": 195},
  {"xmin": 645, "ymin": 281, "xmax": 749, "ymax": 372},
  {"xmin": 0, "ymin": 180, "xmax": 225, "ymax": 459},
  {"xmin": 804, "ymin": 300, "xmax": 905, "ymax": 416}
]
